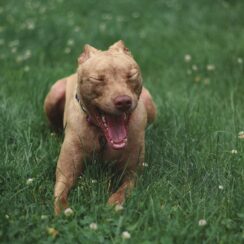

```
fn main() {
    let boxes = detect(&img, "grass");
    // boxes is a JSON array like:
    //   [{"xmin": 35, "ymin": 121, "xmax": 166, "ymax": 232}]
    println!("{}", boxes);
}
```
[{"xmin": 0, "ymin": 0, "xmax": 244, "ymax": 243}]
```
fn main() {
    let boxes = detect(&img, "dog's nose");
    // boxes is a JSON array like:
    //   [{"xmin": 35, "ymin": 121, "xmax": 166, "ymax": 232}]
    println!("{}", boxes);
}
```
[{"xmin": 114, "ymin": 95, "xmax": 132, "ymax": 111}]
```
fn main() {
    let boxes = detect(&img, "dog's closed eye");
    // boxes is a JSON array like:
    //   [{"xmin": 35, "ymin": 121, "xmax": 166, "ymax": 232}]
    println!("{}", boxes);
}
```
[
  {"xmin": 88, "ymin": 76, "xmax": 105, "ymax": 83},
  {"xmin": 128, "ymin": 74, "xmax": 138, "ymax": 80},
  {"xmin": 126, "ymin": 72, "xmax": 142, "ymax": 95},
  {"xmin": 127, "ymin": 69, "xmax": 139, "ymax": 80}
]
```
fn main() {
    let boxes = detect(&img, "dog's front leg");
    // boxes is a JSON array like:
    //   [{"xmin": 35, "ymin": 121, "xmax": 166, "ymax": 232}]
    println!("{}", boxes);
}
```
[
  {"xmin": 54, "ymin": 132, "xmax": 83, "ymax": 215},
  {"xmin": 107, "ymin": 174, "xmax": 135, "ymax": 205},
  {"xmin": 108, "ymin": 141, "xmax": 145, "ymax": 206}
]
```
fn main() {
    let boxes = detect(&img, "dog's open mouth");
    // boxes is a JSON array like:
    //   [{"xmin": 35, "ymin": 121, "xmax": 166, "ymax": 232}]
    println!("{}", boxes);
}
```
[{"xmin": 93, "ymin": 109, "xmax": 129, "ymax": 150}]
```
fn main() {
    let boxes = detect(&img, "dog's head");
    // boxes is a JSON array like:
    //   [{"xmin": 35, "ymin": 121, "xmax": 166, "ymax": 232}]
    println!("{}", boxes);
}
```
[{"xmin": 77, "ymin": 41, "xmax": 142, "ymax": 150}]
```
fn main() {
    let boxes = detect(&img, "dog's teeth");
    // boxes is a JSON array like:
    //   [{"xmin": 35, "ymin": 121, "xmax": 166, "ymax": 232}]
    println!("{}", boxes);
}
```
[
  {"xmin": 102, "ymin": 115, "xmax": 106, "ymax": 123},
  {"xmin": 124, "ymin": 138, "xmax": 128, "ymax": 143}
]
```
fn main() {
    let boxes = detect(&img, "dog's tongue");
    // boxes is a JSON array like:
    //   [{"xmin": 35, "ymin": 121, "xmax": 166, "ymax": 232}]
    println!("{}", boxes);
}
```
[{"xmin": 105, "ymin": 114, "xmax": 127, "ymax": 149}]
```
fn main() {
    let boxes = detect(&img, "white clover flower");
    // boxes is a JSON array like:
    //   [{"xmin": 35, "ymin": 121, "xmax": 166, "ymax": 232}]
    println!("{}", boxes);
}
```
[
  {"xmin": 237, "ymin": 57, "xmax": 243, "ymax": 64},
  {"xmin": 74, "ymin": 26, "xmax": 80, "ymax": 32},
  {"xmin": 24, "ymin": 66, "xmax": 30, "ymax": 72},
  {"xmin": 16, "ymin": 50, "xmax": 32, "ymax": 63},
  {"xmin": 206, "ymin": 64, "xmax": 215, "ymax": 71},
  {"xmin": 195, "ymin": 76, "xmax": 201, "ymax": 82},
  {"xmin": 89, "ymin": 222, "xmax": 98, "ymax": 230},
  {"xmin": 41, "ymin": 215, "xmax": 48, "ymax": 220},
  {"xmin": 192, "ymin": 64, "xmax": 198, "ymax": 71},
  {"xmin": 115, "ymin": 204, "xmax": 124, "ymax": 212},
  {"xmin": 218, "ymin": 185, "xmax": 224, "ymax": 190},
  {"xmin": 116, "ymin": 16, "xmax": 125, "ymax": 22},
  {"xmin": 91, "ymin": 179, "xmax": 97, "ymax": 183},
  {"xmin": 64, "ymin": 47, "xmax": 71, "ymax": 54},
  {"xmin": 9, "ymin": 40, "xmax": 19, "ymax": 47},
  {"xmin": 198, "ymin": 219, "xmax": 207, "ymax": 226},
  {"xmin": 99, "ymin": 23, "xmax": 106, "ymax": 32},
  {"xmin": 24, "ymin": 49, "xmax": 32, "ymax": 59},
  {"xmin": 16, "ymin": 55, "xmax": 24, "ymax": 63},
  {"xmin": 184, "ymin": 54, "xmax": 191, "ymax": 63},
  {"xmin": 187, "ymin": 69, "xmax": 192, "ymax": 75},
  {"xmin": 132, "ymin": 12, "xmax": 140, "ymax": 18},
  {"xmin": 139, "ymin": 30, "xmax": 146, "ymax": 39},
  {"xmin": 122, "ymin": 231, "xmax": 131, "ymax": 239},
  {"xmin": 142, "ymin": 162, "xmax": 148, "ymax": 167},
  {"xmin": 231, "ymin": 149, "xmax": 237, "ymax": 154},
  {"xmin": 26, "ymin": 178, "xmax": 34, "ymax": 185},
  {"xmin": 11, "ymin": 47, "xmax": 17, "ymax": 53},
  {"xmin": 26, "ymin": 20, "xmax": 35, "ymax": 30},
  {"xmin": 39, "ymin": 7, "xmax": 46, "ymax": 14},
  {"xmin": 5, "ymin": 214, "xmax": 9, "ymax": 219},
  {"xmin": 64, "ymin": 208, "xmax": 74, "ymax": 217},
  {"xmin": 203, "ymin": 78, "xmax": 210, "ymax": 85},
  {"xmin": 67, "ymin": 39, "xmax": 74, "ymax": 46},
  {"xmin": 238, "ymin": 131, "xmax": 244, "ymax": 139},
  {"xmin": 47, "ymin": 227, "xmax": 58, "ymax": 237},
  {"xmin": 102, "ymin": 13, "xmax": 112, "ymax": 20}
]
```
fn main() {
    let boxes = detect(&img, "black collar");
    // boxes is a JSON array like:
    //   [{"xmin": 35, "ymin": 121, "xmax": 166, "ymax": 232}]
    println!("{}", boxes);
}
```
[
  {"xmin": 75, "ymin": 93, "xmax": 88, "ymax": 114},
  {"xmin": 75, "ymin": 93, "xmax": 97, "ymax": 125}
]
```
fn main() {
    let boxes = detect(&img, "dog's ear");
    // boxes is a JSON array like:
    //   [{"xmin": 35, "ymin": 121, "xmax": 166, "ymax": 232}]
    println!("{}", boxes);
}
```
[
  {"xmin": 78, "ymin": 44, "xmax": 98, "ymax": 65},
  {"xmin": 109, "ymin": 40, "xmax": 132, "ymax": 56}
]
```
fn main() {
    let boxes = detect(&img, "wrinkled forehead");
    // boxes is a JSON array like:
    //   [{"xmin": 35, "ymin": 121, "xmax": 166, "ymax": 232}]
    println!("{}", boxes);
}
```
[{"xmin": 81, "ymin": 52, "xmax": 139, "ymax": 77}]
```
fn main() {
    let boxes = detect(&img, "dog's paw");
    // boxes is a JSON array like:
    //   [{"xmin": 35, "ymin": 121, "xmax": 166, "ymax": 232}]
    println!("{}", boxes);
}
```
[
  {"xmin": 108, "ymin": 192, "xmax": 125, "ymax": 206},
  {"xmin": 54, "ymin": 197, "xmax": 68, "ymax": 216}
]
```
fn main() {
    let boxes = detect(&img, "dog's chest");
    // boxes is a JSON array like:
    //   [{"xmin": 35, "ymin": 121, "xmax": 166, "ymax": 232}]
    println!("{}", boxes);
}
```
[{"xmin": 102, "ymin": 145, "xmax": 127, "ymax": 163}]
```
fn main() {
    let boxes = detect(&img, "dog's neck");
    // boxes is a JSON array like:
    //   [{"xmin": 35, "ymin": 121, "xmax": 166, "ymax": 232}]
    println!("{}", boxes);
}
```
[
  {"xmin": 75, "ymin": 93, "xmax": 107, "ymax": 149},
  {"xmin": 75, "ymin": 93, "xmax": 97, "ymax": 126}
]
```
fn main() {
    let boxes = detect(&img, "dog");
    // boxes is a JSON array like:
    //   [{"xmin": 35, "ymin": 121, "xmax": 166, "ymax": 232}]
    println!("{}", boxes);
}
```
[{"xmin": 44, "ymin": 40, "xmax": 157, "ymax": 215}]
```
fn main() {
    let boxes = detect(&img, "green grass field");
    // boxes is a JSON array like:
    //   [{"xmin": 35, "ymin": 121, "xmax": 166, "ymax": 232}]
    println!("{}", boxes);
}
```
[{"xmin": 1, "ymin": 0, "xmax": 244, "ymax": 243}]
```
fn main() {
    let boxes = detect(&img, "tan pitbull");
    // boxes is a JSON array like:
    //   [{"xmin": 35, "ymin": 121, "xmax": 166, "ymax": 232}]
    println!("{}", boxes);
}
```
[{"xmin": 44, "ymin": 41, "xmax": 156, "ymax": 215}]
